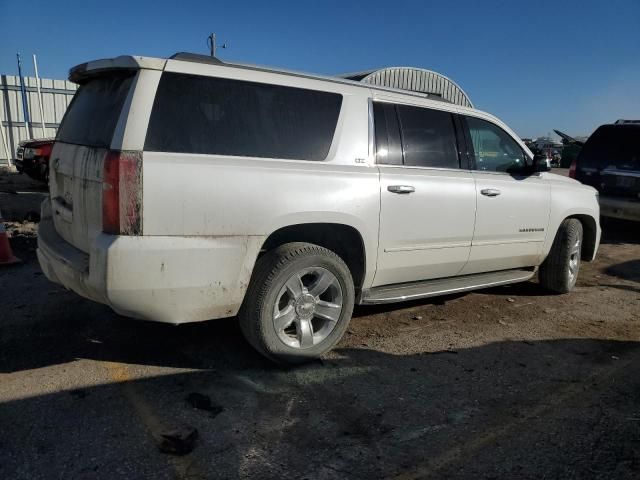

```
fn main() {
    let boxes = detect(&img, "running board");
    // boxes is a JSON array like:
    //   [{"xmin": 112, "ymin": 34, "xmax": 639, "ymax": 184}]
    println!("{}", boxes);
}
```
[{"xmin": 360, "ymin": 268, "xmax": 536, "ymax": 305}]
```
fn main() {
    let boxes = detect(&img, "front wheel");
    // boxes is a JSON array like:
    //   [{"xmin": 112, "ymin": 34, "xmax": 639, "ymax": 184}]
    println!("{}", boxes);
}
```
[
  {"xmin": 539, "ymin": 219, "xmax": 583, "ymax": 293},
  {"xmin": 238, "ymin": 242, "xmax": 355, "ymax": 364}
]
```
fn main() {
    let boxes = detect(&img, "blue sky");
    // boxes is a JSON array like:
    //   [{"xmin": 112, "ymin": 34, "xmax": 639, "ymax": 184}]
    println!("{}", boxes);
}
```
[{"xmin": 2, "ymin": 0, "xmax": 639, "ymax": 138}]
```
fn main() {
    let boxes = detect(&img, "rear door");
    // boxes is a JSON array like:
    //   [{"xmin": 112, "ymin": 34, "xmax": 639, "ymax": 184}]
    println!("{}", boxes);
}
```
[
  {"xmin": 459, "ymin": 115, "xmax": 550, "ymax": 274},
  {"xmin": 373, "ymin": 101, "xmax": 477, "ymax": 287},
  {"xmin": 49, "ymin": 72, "xmax": 135, "ymax": 252}
]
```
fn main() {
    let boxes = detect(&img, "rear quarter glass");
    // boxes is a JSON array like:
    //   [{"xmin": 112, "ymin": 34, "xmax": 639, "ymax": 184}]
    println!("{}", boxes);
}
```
[{"xmin": 143, "ymin": 72, "xmax": 342, "ymax": 161}]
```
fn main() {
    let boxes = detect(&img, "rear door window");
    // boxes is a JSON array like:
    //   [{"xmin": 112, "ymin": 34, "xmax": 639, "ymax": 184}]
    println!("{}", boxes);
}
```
[
  {"xmin": 396, "ymin": 105, "xmax": 460, "ymax": 169},
  {"xmin": 57, "ymin": 73, "xmax": 134, "ymax": 148},
  {"xmin": 145, "ymin": 73, "xmax": 343, "ymax": 161}
]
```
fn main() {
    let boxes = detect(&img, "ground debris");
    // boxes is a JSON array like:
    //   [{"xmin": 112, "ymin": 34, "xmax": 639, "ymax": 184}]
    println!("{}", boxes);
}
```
[
  {"xmin": 185, "ymin": 392, "xmax": 224, "ymax": 418},
  {"xmin": 157, "ymin": 427, "xmax": 198, "ymax": 456}
]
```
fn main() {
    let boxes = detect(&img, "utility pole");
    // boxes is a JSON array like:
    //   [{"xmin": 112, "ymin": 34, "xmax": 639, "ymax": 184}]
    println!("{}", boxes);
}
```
[
  {"xmin": 207, "ymin": 33, "xmax": 227, "ymax": 57},
  {"xmin": 33, "ymin": 54, "xmax": 47, "ymax": 138},
  {"xmin": 16, "ymin": 53, "xmax": 31, "ymax": 139}
]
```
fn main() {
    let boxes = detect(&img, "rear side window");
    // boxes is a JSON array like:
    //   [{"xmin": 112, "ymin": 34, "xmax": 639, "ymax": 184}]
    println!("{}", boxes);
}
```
[
  {"xmin": 57, "ymin": 73, "xmax": 134, "ymax": 148},
  {"xmin": 578, "ymin": 125, "xmax": 640, "ymax": 171},
  {"xmin": 396, "ymin": 105, "xmax": 460, "ymax": 169},
  {"xmin": 145, "ymin": 73, "xmax": 343, "ymax": 161}
]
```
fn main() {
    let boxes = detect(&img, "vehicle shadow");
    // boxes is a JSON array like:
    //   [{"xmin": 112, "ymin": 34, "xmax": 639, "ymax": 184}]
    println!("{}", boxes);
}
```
[
  {"xmin": 605, "ymin": 259, "xmax": 640, "ymax": 283},
  {"xmin": 598, "ymin": 283, "xmax": 640, "ymax": 294},
  {"xmin": 1, "ymin": 338, "xmax": 638, "ymax": 479},
  {"xmin": 601, "ymin": 217, "xmax": 640, "ymax": 245}
]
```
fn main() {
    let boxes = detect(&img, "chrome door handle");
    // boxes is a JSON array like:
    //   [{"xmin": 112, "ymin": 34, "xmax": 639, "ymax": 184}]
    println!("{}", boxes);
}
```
[
  {"xmin": 388, "ymin": 185, "xmax": 415, "ymax": 194},
  {"xmin": 480, "ymin": 188, "xmax": 501, "ymax": 197}
]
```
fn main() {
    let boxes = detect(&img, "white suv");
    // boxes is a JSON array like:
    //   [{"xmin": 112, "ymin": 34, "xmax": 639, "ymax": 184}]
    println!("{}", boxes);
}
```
[{"xmin": 37, "ymin": 53, "xmax": 601, "ymax": 363}]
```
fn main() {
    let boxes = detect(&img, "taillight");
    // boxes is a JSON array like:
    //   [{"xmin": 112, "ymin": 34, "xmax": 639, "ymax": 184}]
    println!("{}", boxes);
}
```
[
  {"xmin": 102, "ymin": 150, "xmax": 142, "ymax": 235},
  {"xmin": 40, "ymin": 143, "xmax": 53, "ymax": 158},
  {"xmin": 569, "ymin": 158, "xmax": 577, "ymax": 179}
]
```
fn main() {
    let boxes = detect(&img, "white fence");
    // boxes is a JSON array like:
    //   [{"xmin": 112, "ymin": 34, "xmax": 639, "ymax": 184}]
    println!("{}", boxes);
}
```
[{"xmin": 0, "ymin": 74, "xmax": 77, "ymax": 165}]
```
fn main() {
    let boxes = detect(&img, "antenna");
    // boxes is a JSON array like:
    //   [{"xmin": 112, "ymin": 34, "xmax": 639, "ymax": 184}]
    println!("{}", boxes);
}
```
[{"xmin": 207, "ymin": 33, "xmax": 228, "ymax": 57}]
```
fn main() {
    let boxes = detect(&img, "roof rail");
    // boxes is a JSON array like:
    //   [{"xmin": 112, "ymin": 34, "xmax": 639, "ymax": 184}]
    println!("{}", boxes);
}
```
[
  {"xmin": 170, "ymin": 52, "xmax": 225, "ymax": 66},
  {"xmin": 614, "ymin": 119, "xmax": 640, "ymax": 125}
]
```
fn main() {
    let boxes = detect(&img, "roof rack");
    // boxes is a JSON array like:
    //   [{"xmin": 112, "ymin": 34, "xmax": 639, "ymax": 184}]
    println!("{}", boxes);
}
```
[
  {"xmin": 614, "ymin": 119, "xmax": 640, "ymax": 125},
  {"xmin": 170, "ymin": 52, "xmax": 224, "ymax": 66}
]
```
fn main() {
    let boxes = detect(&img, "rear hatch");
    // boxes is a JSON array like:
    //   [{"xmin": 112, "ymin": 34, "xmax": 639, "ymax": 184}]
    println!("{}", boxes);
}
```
[
  {"xmin": 50, "ymin": 72, "xmax": 135, "ymax": 252},
  {"xmin": 575, "ymin": 125, "xmax": 640, "ymax": 198}
]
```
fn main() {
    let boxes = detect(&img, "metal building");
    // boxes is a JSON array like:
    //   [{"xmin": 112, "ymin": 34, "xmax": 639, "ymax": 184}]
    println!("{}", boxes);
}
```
[
  {"xmin": 0, "ymin": 75, "xmax": 77, "ymax": 165},
  {"xmin": 341, "ymin": 67, "xmax": 473, "ymax": 108}
]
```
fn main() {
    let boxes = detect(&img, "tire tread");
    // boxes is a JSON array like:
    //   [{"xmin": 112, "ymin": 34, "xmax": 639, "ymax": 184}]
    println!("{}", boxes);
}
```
[{"xmin": 539, "ymin": 219, "xmax": 583, "ymax": 293}]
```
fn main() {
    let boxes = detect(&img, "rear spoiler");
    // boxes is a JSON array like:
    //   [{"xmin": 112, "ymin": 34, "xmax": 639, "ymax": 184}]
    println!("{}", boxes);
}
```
[{"xmin": 69, "ymin": 55, "xmax": 166, "ymax": 84}]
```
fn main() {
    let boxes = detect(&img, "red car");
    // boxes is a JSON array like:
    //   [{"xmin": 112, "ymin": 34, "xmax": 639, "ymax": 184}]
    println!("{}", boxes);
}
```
[{"xmin": 14, "ymin": 138, "xmax": 55, "ymax": 183}]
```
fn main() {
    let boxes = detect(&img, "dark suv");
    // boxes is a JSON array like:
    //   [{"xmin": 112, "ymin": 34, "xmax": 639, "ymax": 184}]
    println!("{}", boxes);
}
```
[
  {"xmin": 571, "ymin": 121, "xmax": 640, "ymax": 221},
  {"xmin": 14, "ymin": 138, "xmax": 55, "ymax": 183}
]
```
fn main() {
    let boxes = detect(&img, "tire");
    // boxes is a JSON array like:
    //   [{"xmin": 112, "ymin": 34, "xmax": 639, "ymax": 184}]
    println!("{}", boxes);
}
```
[
  {"xmin": 238, "ymin": 242, "xmax": 355, "ymax": 364},
  {"xmin": 39, "ymin": 163, "xmax": 49, "ymax": 184},
  {"xmin": 539, "ymin": 219, "xmax": 583, "ymax": 293}
]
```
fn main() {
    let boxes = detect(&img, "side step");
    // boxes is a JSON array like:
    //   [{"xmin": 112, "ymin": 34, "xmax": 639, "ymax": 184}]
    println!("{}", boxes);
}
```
[{"xmin": 360, "ymin": 268, "xmax": 536, "ymax": 305}]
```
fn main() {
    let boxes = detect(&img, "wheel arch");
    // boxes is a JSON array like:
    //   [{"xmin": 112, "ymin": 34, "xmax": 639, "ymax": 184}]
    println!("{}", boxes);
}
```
[
  {"xmin": 567, "ymin": 214, "xmax": 598, "ymax": 262},
  {"xmin": 259, "ymin": 223, "xmax": 368, "ymax": 293}
]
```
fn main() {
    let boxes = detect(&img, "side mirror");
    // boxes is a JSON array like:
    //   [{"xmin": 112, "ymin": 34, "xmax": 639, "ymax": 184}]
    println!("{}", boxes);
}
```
[{"xmin": 532, "ymin": 154, "xmax": 551, "ymax": 172}]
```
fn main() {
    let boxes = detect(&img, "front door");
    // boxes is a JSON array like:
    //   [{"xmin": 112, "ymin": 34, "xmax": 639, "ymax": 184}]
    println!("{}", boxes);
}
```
[
  {"xmin": 373, "ymin": 101, "xmax": 477, "ymax": 287},
  {"xmin": 459, "ymin": 116, "xmax": 551, "ymax": 274}
]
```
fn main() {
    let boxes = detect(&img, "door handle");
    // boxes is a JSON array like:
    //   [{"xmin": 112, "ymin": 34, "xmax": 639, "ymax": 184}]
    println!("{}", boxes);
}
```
[
  {"xmin": 388, "ymin": 185, "xmax": 415, "ymax": 194},
  {"xmin": 480, "ymin": 188, "xmax": 501, "ymax": 197}
]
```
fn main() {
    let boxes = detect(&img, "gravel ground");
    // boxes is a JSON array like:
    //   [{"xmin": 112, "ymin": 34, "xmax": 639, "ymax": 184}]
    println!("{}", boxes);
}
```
[{"xmin": 0, "ymin": 189, "xmax": 638, "ymax": 479}]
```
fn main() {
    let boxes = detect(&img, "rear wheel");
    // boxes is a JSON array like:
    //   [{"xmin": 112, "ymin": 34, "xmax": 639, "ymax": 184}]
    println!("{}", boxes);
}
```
[
  {"xmin": 539, "ymin": 219, "xmax": 583, "ymax": 293},
  {"xmin": 239, "ymin": 242, "xmax": 355, "ymax": 364}
]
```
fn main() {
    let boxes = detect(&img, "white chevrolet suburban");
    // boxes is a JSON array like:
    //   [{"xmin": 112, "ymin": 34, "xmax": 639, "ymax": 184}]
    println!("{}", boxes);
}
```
[{"xmin": 37, "ymin": 53, "xmax": 601, "ymax": 363}]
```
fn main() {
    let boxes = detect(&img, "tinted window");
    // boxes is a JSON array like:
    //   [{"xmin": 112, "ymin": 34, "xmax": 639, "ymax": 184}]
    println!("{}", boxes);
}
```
[
  {"xmin": 397, "ymin": 105, "xmax": 459, "ymax": 168},
  {"xmin": 57, "ymin": 73, "xmax": 134, "ymax": 147},
  {"xmin": 578, "ymin": 125, "xmax": 640, "ymax": 171},
  {"xmin": 466, "ymin": 117, "xmax": 525, "ymax": 173},
  {"xmin": 373, "ymin": 102, "xmax": 403, "ymax": 165},
  {"xmin": 145, "ymin": 73, "xmax": 342, "ymax": 161}
]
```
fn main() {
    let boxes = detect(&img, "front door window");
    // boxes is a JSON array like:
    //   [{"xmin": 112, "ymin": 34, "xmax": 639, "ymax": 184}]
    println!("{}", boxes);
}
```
[{"xmin": 466, "ymin": 117, "xmax": 526, "ymax": 173}]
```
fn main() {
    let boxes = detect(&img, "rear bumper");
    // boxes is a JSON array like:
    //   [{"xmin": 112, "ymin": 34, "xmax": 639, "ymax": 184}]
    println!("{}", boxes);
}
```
[
  {"xmin": 37, "ymin": 202, "xmax": 264, "ymax": 324},
  {"xmin": 599, "ymin": 195, "xmax": 640, "ymax": 222}
]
